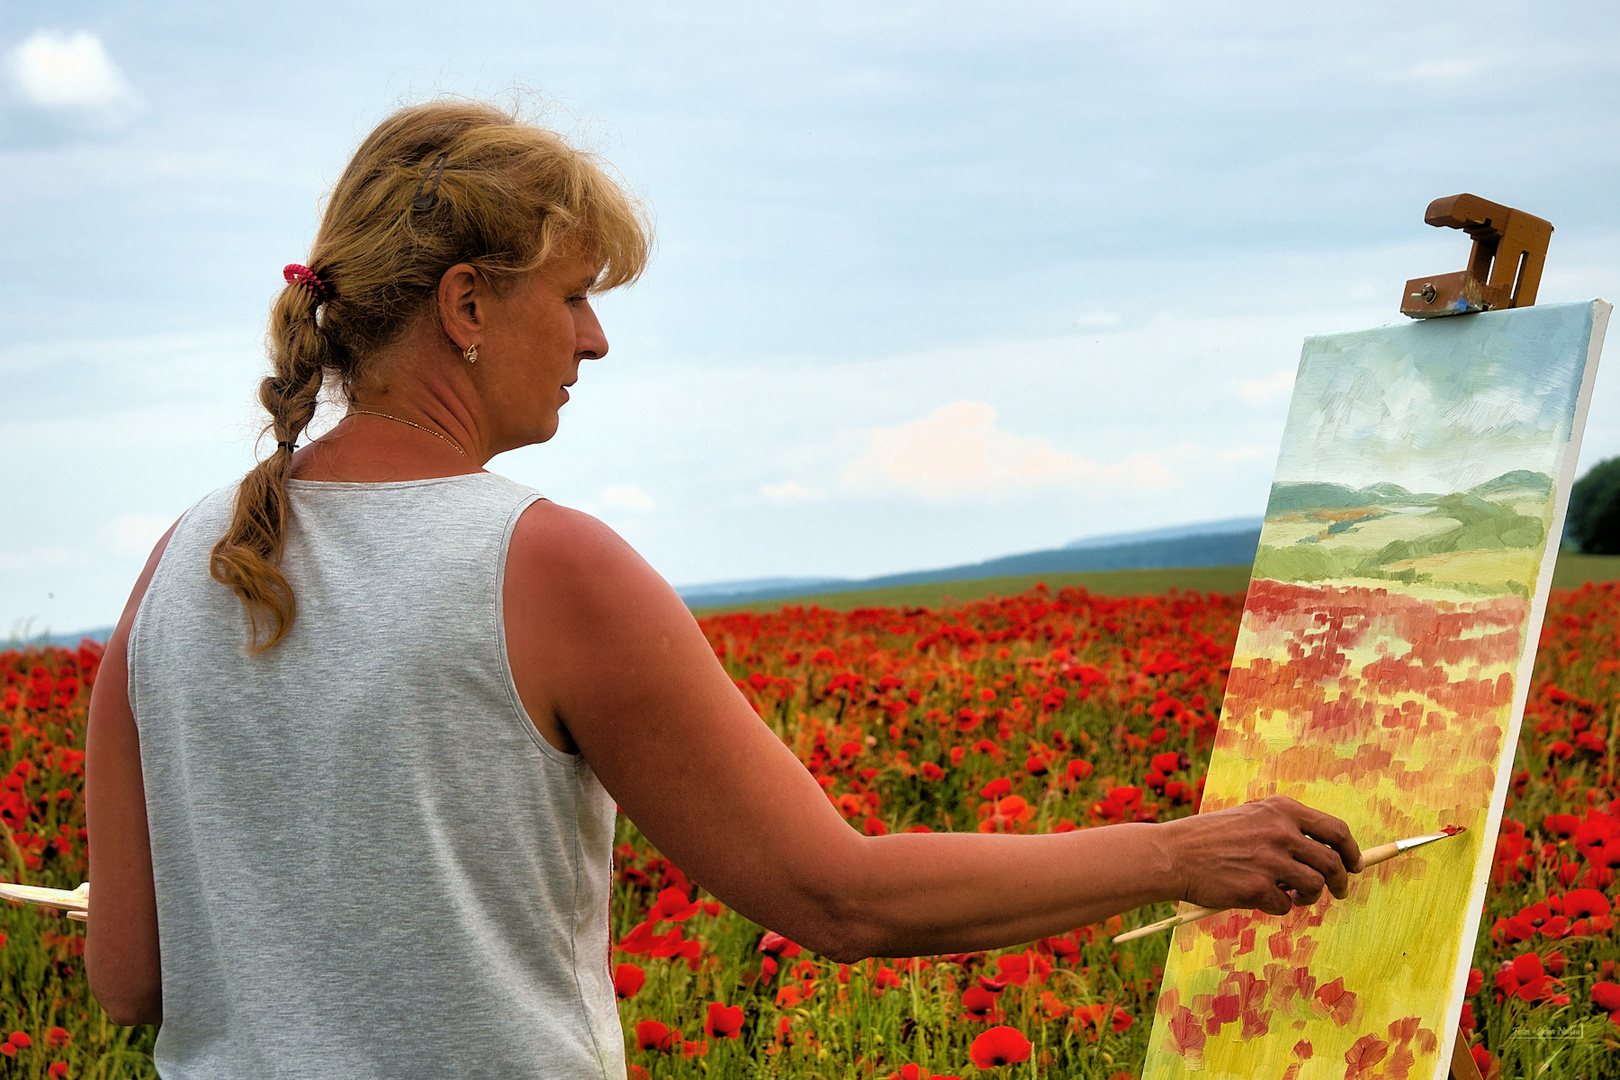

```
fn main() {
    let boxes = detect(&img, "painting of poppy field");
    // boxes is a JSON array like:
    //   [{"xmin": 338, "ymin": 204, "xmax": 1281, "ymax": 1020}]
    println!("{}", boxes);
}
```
[
  {"xmin": 2, "ymin": 574, "xmax": 1618, "ymax": 1078},
  {"xmin": 1143, "ymin": 301, "xmax": 1607, "ymax": 1080}
]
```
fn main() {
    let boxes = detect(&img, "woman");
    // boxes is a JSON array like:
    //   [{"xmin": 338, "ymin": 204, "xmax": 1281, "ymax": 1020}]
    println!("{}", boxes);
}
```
[{"xmin": 84, "ymin": 99, "xmax": 1360, "ymax": 1078}]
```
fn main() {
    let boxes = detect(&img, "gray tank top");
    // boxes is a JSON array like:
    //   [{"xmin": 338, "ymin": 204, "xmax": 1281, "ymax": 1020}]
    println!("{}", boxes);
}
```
[{"xmin": 129, "ymin": 474, "xmax": 625, "ymax": 1079}]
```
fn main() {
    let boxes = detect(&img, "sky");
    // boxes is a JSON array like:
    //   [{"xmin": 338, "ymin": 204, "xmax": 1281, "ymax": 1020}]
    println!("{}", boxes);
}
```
[
  {"xmin": 1277, "ymin": 301, "xmax": 1601, "ymax": 494},
  {"xmin": 4, "ymin": 1, "xmax": 1620, "ymax": 636}
]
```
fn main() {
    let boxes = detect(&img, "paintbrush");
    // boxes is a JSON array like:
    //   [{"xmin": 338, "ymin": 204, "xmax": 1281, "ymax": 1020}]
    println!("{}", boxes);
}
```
[
  {"xmin": 1111, "ymin": 825, "xmax": 1466, "ymax": 944},
  {"xmin": 0, "ymin": 880, "xmax": 89, "ymax": 922}
]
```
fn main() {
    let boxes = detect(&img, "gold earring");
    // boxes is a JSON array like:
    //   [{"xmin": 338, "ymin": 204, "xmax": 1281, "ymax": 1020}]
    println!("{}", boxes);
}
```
[{"xmin": 464, "ymin": 344, "xmax": 478, "ymax": 364}]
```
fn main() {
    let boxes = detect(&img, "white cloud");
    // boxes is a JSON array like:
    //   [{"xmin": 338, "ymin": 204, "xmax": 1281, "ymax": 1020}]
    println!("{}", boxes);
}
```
[
  {"xmin": 7, "ymin": 30, "xmax": 137, "ymax": 112},
  {"xmin": 600, "ymin": 484, "xmax": 655, "ymax": 513},
  {"xmin": 1406, "ymin": 58, "xmax": 1484, "ymax": 83},
  {"xmin": 104, "ymin": 513, "xmax": 173, "ymax": 559},
  {"xmin": 1239, "ymin": 370, "xmax": 1295, "ymax": 403},
  {"xmin": 0, "ymin": 547, "xmax": 77, "ymax": 572},
  {"xmin": 759, "ymin": 480, "xmax": 824, "ymax": 504},
  {"xmin": 841, "ymin": 400, "xmax": 1176, "ymax": 502}
]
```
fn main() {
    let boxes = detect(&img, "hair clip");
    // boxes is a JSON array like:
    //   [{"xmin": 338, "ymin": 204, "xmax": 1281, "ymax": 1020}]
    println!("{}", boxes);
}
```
[
  {"xmin": 283, "ymin": 264, "xmax": 329, "ymax": 301},
  {"xmin": 412, "ymin": 152, "xmax": 450, "ymax": 212}
]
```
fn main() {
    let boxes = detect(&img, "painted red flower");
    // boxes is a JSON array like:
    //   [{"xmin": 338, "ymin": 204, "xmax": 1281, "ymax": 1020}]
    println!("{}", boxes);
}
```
[
  {"xmin": 1312, "ymin": 977, "xmax": 1357, "ymax": 1026},
  {"xmin": 968, "ymin": 1026, "xmax": 1031, "ymax": 1068},
  {"xmin": 43, "ymin": 1029, "xmax": 69, "ymax": 1049},
  {"xmin": 1164, "ymin": 1005, "xmax": 1206, "ymax": 1066},
  {"xmin": 48, "ymin": 1064, "xmax": 68, "ymax": 1079},
  {"xmin": 1343, "ymin": 1033, "xmax": 1388, "ymax": 1080},
  {"xmin": 7, "ymin": 1033, "xmax": 29, "ymax": 1049}
]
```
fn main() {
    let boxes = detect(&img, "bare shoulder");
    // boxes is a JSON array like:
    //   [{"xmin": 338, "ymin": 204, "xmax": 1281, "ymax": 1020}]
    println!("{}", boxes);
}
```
[
  {"xmin": 503, "ymin": 500, "xmax": 706, "ymax": 754},
  {"xmin": 506, "ymin": 499, "xmax": 682, "ymax": 617}
]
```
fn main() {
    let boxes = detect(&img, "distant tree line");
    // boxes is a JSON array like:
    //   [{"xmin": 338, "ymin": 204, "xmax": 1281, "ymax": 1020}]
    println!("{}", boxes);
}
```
[{"xmin": 1566, "ymin": 458, "xmax": 1620, "ymax": 555}]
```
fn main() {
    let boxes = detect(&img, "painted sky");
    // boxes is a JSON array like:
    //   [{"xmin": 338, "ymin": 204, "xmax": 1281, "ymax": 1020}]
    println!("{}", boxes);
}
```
[
  {"xmin": 5, "ymin": 2, "xmax": 1620, "ymax": 634},
  {"xmin": 1275, "ymin": 302, "xmax": 1598, "ymax": 494}
]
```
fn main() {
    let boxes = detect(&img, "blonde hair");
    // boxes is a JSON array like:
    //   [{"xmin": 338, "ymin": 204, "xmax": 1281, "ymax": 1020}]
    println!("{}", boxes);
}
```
[{"xmin": 211, "ymin": 99, "xmax": 651, "ymax": 650}]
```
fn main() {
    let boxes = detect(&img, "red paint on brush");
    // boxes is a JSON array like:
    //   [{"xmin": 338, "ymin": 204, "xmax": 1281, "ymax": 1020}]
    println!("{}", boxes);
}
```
[{"xmin": 1442, "ymin": 825, "xmax": 1467, "ymax": 836}]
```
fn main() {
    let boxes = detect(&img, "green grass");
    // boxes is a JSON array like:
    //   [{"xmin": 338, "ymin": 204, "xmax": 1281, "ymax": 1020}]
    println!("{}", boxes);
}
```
[
  {"xmin": 694, "ymin": 552, "xmax": 1620, "ymax": 615},
  {"xmin": 1550, "ymin": 551, "xmax": 1620, "ymax": 587}
]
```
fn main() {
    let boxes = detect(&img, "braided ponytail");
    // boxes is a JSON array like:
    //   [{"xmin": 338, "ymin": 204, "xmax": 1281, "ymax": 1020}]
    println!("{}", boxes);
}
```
[
  {"xmin": 210, "ymin": 281, "xmax": 331, "ymax": 650},
  {"xmin": 209, "ymin": 98, "xmax": 650, "ymax": 650}
]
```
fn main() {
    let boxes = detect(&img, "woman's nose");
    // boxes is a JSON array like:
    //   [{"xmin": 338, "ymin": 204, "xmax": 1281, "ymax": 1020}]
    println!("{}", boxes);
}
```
[{"xmin": 578, "ymin": 302, "xmax": 609, "ymax": 360}]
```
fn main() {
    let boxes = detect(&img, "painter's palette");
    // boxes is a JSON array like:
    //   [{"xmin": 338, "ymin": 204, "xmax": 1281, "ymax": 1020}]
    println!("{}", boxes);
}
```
[{"xmin": 1143, "ymin": 301, "xmax": 1609, "ymax": 1079}]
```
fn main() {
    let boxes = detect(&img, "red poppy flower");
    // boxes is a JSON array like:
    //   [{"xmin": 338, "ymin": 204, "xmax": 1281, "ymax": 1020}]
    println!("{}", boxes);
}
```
[
  {"xmin": 1593, "ymin": 981, "xmax": 1620, "ymax": 1020},
  {"xmin": 44, "ymin": 1029, "xmax": 69, "ymax": 1049},
  {"xmin": 7, "ymin": 1033, "xmax": 29, "ymax": 1049},
  {"xmin": 961, "ymin": 986, "xmax": 999, "ymax": 1021},
  {"xmin": 969, "ymin": 1026, "xmax": 1032, "ymax": 1068},
  {"xmin": 1563, "ymin": 888, "xmax": 1610, "ymax": 919},
  {"xmin": 705, "ymin": 1002, "xmax": 745, "ymax": 1040},
  {"xmin": 1151, "ymin": 751, "xmax": 1184, "ymax": 774},
  {"xmin": 1545, "ymin": 814, "xmax": 1580, "ymax": 839},
  {"xmin": 613, "ymin": 963, "xmax": 647, "ymax": 999},
  {"xmin": 635, "ymin": 1020, "xmax": 678, "ymax": 1053},
  {"xmin": 650, "ymin": 887, "xmax": 701, "ymax": 922},
  {"xmin": 48, "ymin": 1064, "xmax": 69, "ymax": 1079},
  {"xmin": 758, "ymin": 931, "xmax": 803, "ymax": 958}
]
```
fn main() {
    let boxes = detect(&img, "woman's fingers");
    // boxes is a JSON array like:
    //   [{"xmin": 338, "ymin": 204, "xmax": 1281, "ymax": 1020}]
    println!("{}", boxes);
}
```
[
  {"xmin": 1287, "ymin": 799, "xmax": 1363, "ymax": 884},
  {"xmin": 1165, "ymin": 795, "xmax": 1362, "ymax": 915}
]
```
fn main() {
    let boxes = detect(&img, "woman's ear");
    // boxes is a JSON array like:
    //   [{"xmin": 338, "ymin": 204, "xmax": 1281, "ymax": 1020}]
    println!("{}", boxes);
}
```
[{"xmin": 436, "ymin": 263, "xmax": 485, "ymax": 349}]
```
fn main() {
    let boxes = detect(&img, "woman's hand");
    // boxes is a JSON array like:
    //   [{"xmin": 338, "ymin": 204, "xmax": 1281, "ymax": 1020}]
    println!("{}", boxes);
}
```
[{"xmin": 1152, "ymin": 795, "xmax": 1362, "ymax": 916}]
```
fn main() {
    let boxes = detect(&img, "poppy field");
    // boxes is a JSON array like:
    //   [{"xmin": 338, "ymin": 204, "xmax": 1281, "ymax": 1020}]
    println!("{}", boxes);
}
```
[{"xmin": 2, "ymin": 580, "xmax": 1618, "ymax": 1078}]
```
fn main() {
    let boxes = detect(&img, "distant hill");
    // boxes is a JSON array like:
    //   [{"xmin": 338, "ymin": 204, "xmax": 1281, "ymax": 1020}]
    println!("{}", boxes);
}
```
[
  {"xmin": 676, "ymin": 518, "xmax": 1264, "ymax": 608},
  {"xmin": 1062, "ymin": 516, "xmax": 1261, "ymax": 550},
  {"xmin": 4, "ymin": 626, "xmax": 116, "ymax": 648}
]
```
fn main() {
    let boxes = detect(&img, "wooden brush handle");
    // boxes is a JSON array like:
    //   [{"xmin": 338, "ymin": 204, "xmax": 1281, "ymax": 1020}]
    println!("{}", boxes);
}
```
[{"xmin": 1112, "ymin": 840, "xmax": 1402, "ymax": 943}]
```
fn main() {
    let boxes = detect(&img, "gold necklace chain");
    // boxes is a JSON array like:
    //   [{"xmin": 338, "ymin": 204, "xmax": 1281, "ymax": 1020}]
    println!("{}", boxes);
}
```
[{"xmin": 346, "ymin": 408, "xmax": 469, "ymax": 459}]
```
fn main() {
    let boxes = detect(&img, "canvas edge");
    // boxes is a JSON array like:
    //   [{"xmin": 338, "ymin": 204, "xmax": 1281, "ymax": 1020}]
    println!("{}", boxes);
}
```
[{"xmin": 1428, "ymin": 298, "xmax": 1612, "ymax": 1080}]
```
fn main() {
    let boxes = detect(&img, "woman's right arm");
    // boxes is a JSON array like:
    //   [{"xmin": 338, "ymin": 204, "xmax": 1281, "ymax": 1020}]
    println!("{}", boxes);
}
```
[{"xmin": 504, "ymin": 504, "xmax": 1360, "ymax": 962}]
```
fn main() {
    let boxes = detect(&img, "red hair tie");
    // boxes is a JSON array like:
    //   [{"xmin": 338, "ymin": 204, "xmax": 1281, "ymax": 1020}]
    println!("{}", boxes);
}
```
[{"xmin": 283, "ymin": 263, "xmax": 329, "ymax": 301}]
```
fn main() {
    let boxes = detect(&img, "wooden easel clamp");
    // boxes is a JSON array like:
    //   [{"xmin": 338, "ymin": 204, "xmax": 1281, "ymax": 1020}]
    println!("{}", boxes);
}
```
[{"xmin": 1401, "ymin": 193, "xmax": 1553, "ymax": 318}]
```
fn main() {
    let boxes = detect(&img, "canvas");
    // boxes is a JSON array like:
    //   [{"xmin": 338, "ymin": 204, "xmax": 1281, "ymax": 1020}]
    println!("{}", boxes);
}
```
[{"xmin": 1142, "ymin": 300, "xmax": 1610, "ymax": 1080}]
